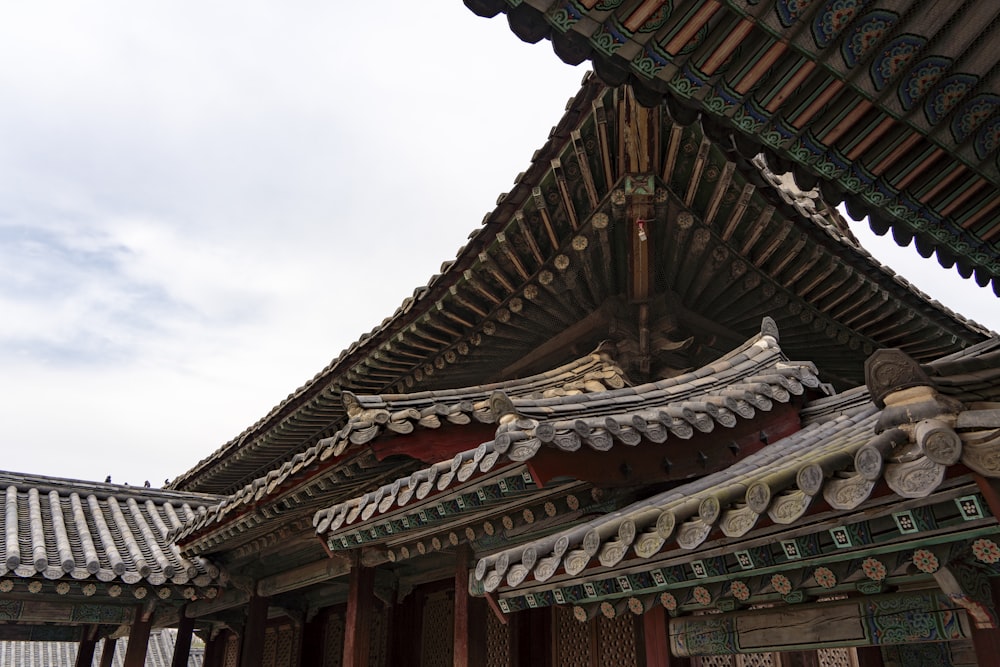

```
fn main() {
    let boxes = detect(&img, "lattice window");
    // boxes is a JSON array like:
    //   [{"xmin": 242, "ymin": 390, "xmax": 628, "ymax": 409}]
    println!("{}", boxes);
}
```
[
  {"xmin": 223, "ymin": 634, "xmax": 240, "ymax": 667},
  {"xmin": 420, "ymin": 591, "xmax": 454, "ymax": 667},
  {"xmin": 694, "ymin": 655, "xmax": 733, "ymax": 667},
  {"xmin": 486, "ymin": 605, "xmax": 511, "ymax": 667},
  {"xmin": 597, "ymin": 613, "xmax": 638, "ymax": 667},
  {"xmin": 275, "ymin": 623, "xmax": 297, "ymax": 667},
  {"xmin": 817, "ymin": 648, "xmax": 855, "ymax": 667},
  {"xmin": 369, "ymin": 603, "xmax": 389, "ymax": 667},
  {"xmin": 737, "ymin": 653, "xmax": 774, "ymax": 667},
  {"xmin": 554, "ymin": 606, "xmax": 593, "ymax": 667},
  {"xmin": 261, "ymin": 627, "xmax": 277, "ymax": 667},
  {"xmin": 324, "ymin": 611, "xmax": 344, "ymax": 667}
]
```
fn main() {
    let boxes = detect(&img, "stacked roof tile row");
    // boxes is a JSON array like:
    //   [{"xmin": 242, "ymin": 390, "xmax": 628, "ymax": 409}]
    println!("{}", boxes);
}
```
[{"xmin": 0, "ymin": 473, "xmax": 221, "ymax": 587}]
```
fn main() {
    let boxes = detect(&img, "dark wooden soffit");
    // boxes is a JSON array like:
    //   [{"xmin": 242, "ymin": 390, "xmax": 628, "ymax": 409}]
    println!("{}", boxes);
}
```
[
  {"xmin": 172, "ymin": 76, "xmax": 991, "ymax": 497},
  {"xmin": 467, "ymin": 0, "xmax": 1000, "ymax": 291}
]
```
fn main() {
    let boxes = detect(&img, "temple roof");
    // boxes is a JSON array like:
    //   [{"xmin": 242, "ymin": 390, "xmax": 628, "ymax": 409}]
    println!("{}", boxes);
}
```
[
  {"xmin": 0, "ymin": 472, "xmax": 222, "ymax": 589},
  {"xmin": 170, "ymin": 77, "xmax": 991, "ymax": 498},
  {"xmin": 468, "ymin": 0, "xmax": 1000, "ymax": 290}
]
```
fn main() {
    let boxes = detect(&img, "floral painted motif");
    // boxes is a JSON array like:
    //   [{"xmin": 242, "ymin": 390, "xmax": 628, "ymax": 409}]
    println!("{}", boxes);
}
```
[
  {"xmin": 976, "ymin": 116, "xmax": 1000, "ymax": 160},
  {"xmin": 814, "ymin": 566, "xmax": 837, "ymax": 588},
  {"xmin": 660, "ymin": 591, "xmax": 678, "ymax": 610},
  {"xmin": 777, "ymin": 0, "xmax": 815, "ymax": 28},
  {"xmin": 912, "ymin": 549, "xmax": 940, "ymax": 574},
  {"xmin": 82, "ymin": 583, "xmax": 97, "ymax": 597},
  {"xmin": 600, "ymin": 601, "xmax": 616, "ymax": 618},
  {"xmin": 841, "ymin": 10, "xmax": 899, "ymax": 68},
  {"xmin": 731, "ymin": 580, "xmax": 751, "ymax": 601},
  {"xmin": 871, "ymin": 35, "xmax": 926, "ymax": 91},
  {"xmin": 812, "ymin": 0, "xmax": 867, "ymax": 47},
  {"xmin": 925, "ymin": 74, "xmax": 978, "ymax": 125},
  {"xmin": 638, "ymin": 3, "xmax": 672, "ymax": 33},
  {"xmin": 108, "ymin": 585, "xmax": 122, "ymax": 598},
  {"xmin": 771, "ymin": 573, "xmax": 792, "ymax": 595},
  {"xmin": 0, "ymin": 580, "xmax": 11, "ymax": 593},
  {"xmin": 973, "ymin": 538, "xmax": 1000, "ymax": 564},
  {"xmin": 693, "ymin": 586, "xmax": 712, "ymax": 605},
  {"xmin": 27, "ymin": 581, "xmax": 42, "ymax": 594},
  {"xmin": 134, "ymin": 587, "xmax": 148, "ymax": 599},
  {"xmin": 862, "ymin": 557, "xmax": 887, "ymax": 581},
  {"xmin": 56, "ymin": 582, "xmax": 70, "ymax": 595},
  {"xmin": 951, "ymin": 94, "xmax": 1000, "ymax": 143},
  {"xmin": 899, "ymin": 56, "xmax": 951, "ymax": 110},
  {"xmin": 628, "ymin": 597, "xmax": 645, "ymax": 615},
  {"xmin": 158, "ymin": 587, "xmax": 172, "ymax": 599},
  {"xmin": 573, "ymin": 606, "xmax": 589, "ymax": 623}
]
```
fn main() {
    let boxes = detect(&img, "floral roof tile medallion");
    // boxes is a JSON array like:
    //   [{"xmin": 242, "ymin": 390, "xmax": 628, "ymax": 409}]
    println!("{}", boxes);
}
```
[
  {"xmin": 771, "ymin": 573, "xmax": 793, "ymax": 595},
  {"xmin": 814, "ymin": 566, "xmax": 837, "ymax": 588},
  {"xmin": 912, "ymin": 549, "xmax": 940, "ymax": 574},
  {"xmin": 660, "ymin": 591, "xmax": 677, "ymax": 610},
  {"xmin": 731, "ymin": 580, "xmax": 751, "ymax": 601},
  {"xmin": 862, "ymin": 556, "xmax": 887, "ymax": 581},
  {"xmin": 693, "ymin": 585, "xmax": 712, "ymax": 605},
  {"xmin": 973, "ymin": 538, "xmax": 1000, "ymax": 564}
]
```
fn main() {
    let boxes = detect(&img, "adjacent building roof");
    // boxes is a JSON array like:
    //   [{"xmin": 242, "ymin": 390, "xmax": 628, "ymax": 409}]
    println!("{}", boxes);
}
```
[
  {"xmin": 0, "ymin": 472, "xmax": 222, "ymax": 588},
  {"xmin": 468, "ymin": 0, "xmax": 1000, "ymax": 290},
  {"xmin": 0, "ymin": 631, "xmax": 203, "ymax": 667}
]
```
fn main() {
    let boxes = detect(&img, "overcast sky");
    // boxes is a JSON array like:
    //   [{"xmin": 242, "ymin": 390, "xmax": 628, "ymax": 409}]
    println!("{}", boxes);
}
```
[{"xmin": 1, "ymin": 2, "xmax": 997, "ymax": 488}]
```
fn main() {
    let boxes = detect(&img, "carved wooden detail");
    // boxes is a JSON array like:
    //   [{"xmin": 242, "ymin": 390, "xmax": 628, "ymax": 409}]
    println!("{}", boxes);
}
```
[
  {"xmin": 324, "ymin": 611, "xmax": 344, "ymax": 667},
  {"xmin": 486, "ymin": 602, "xmax": 511, "ymax": 667},
  {"xmin": 883, "ymin": 457, "xmax": 946, "ymax": 499}
]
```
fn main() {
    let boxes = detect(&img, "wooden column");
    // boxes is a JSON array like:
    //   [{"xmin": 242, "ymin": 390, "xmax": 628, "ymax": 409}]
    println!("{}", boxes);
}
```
[
  {"xmin": 299, "ymin": 609, "xmax": 328, "ymax": 667},
  {"xmin": 342, "ymin": 555, "xmax": 374, "ymax": 667},
  {"xmin": 971, "ymin": 578, "xmax": 1000, "ymax": 667},
  {"xmin": 512, "ymin": 607, "xmax": 551, "ymax": 667},
  {"xmin": 74, "ymin": 625, "xmax": 99, "ymax": 667},
  {"xmin": 854, "ymin": 647, "xmax": 885, "ymax": 667},
  {"xmin": 97, "ymin": 637, "xmax": 117, "ymax": 667},
  {"xmin": 171, "ymin": 607, "xmax": 195, "ymax": 667},
  {"xmin": 454, "ymin": 546, "xmax": 487, "ymax": 667},
  {"xmin": 239, "ymin": 594, "xmax": 270, "ymax": 667},
  {"xmin": 122, "ymin": 607, "xmax": 153, "ymax": 667},
  {"xmin": 202, "ymin": 630, "xmax": 229, "ymax": 667},
  {"xmin": 388, "ymin": 588, "xmax": 421, "ymax": 667},
  {"xmin": 641, "ymin": 605, "xmax": 689, "ymax": 666}
]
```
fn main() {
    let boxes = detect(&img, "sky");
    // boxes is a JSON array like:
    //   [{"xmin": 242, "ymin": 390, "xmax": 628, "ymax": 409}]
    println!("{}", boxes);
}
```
[{"xmin": 0, "ymin": 2, "xmax": 997, "ymax": 488}]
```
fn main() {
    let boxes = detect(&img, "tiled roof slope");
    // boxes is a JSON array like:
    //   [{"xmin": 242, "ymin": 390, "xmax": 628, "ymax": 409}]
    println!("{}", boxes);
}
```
[
  {"xmin": 471, "ymin": 337, "xmax": 1000, "ymax": 596},
  {"xmin": 171, "ymin": 77, "xmax": 992, "ymax": 498},
  {"xmin": 468, "ymin": 1, "xmax": 1000, "ymax": 289},
  {"xmin": 173, "ymin": 349, "xmax": 627, "ymax": 550},
  {"xmin": 0, "ymin": 630, "xmax": 203, "ymax": 667},
  {"xmin": 0, "ymin": 472, "xmax": 222, "ymax": 587},
  {"xmin": 312, "ymin": 320, "xmax": 824, "ymax": 547}
]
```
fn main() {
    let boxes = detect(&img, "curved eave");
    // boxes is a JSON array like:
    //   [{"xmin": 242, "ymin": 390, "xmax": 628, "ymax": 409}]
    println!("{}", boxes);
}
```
[{"xmin": 469, "ymin": 0, "xmax": 1000, "ymax": 290}]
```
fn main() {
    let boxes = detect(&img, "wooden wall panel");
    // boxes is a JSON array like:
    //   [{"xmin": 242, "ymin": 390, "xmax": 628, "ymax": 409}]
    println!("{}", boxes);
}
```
[
  {"xmin": 487, "ymin": 608, "xmax": 511, "ymax": 667},
  {"xmin": 420, "ymin": 591, "xmax": 454, "ymax": 667}
]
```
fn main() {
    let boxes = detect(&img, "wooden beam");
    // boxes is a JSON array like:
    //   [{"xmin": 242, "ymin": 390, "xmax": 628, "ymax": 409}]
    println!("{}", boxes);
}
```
[
  {"xmin": 642, "ymin": 605, "xmax": 690, "ymax": 666},
  {"xmin": 123, "ymin": 606, "xmax": 153, "ymax": 667},
  {"xmin": 170, "ymin": 608, "xmax": 195, "ymax": 667},
  {"xmin": 343, "ymin": 554, "xmax": 375, "ymax": 667},
  {"xmin": 256, "ymin": 555, "xmax": 351, "ymax": 597},
  {"xmin": 239, "ymin": 594, "xmax": 269, "ymax": 667}
]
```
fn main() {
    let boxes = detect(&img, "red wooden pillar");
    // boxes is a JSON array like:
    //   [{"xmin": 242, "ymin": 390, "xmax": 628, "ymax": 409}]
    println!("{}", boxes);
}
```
[
  {"xmin": 342, "ymin": 556, "xmax": 375, "ymax": 667},
  {"xmin": 171, "ymin": 607, "xmax": 195, "ymax": 667},
  {"xmin": 854, "ymin": 646, "xmax": 885, "ymax": 667},
  {"xmin": 74, "ymin": 625, "xmax": 99, "ymax": 667},
  {"xmin": 970, "ymin": 578, "xmax": 1000, "ymax": 667},
  {"xmin": 512, "ymin": 607, "xmax": 551, "ymax": 667},
  {"xmin": 202, "ymin": 629, "xmax": 229, "ymax": 667},
  {"xmin": 454, "ymin": 546, "xmax": 487, "ymax": 667},
  {"xmin": 299, "ymin": 609, "xmax": 328, "ymax": 667},
  {"xmin": 239, "ymin": 594, "xmax": 270, "ymax": 667},
  {"xmin": 98, "ymin": 637, "xmax": 117, "ymax": 667},
  {"xmin": 123, "ymin": 607, "xmax": 153, "ymax": 667},
  {"xmin": 642, "ymin": 605, "xmax": 690, "ymax": 666}
]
